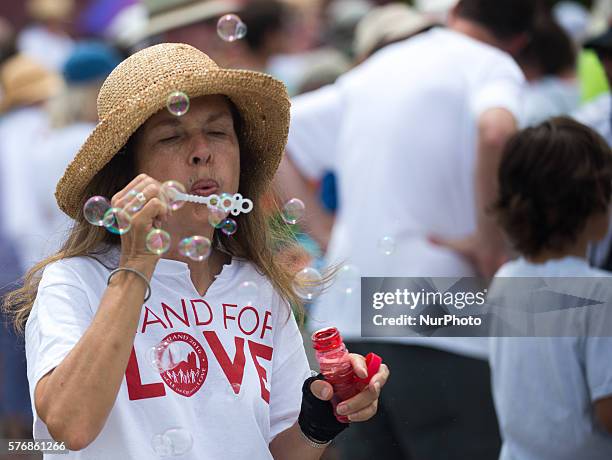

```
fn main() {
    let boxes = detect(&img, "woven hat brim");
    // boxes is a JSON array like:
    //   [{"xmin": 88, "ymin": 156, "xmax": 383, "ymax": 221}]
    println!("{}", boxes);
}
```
[{"xmin": 56, "ymin": 68, "xmax": 290, "ymax": 219}]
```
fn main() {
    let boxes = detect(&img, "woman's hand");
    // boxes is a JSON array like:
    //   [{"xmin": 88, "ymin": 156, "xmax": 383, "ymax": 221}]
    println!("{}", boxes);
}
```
[
  {"xmin": 110, "ymin": 174, "xmax": 170, "ymax": 268},
  {"xmin": 309, "ymin": 354, "xmax": 390, "ymax": 422}
]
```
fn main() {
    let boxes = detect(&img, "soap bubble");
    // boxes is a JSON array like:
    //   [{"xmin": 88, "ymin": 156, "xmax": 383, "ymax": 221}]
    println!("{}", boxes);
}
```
[
  {"xmin": 166, "ymin": 91, "xmax": 190, "ymax": 117},
  {"xmin": 160, "ymin": 180, "xmax": 186, "ymax": 211},
  {"xmin": 219, "ymin": 192, "xmax": 234, "ymax": 212},
  {"xmin": 164, "ymin": 428, "xmax": 193, "ymax": 455},
  {"xmin": 293, "ymin": 267, "xmax": 323, "ymax": 301},
  {"xmin": 336, "ymin": 264, "xmax": 360, "ymax": 295},
  {"xmin": 207, "ymin": 205, "xmax": 228, "ymax": 228},
  {"xmin": 217, "ymin": 14, "xmax": 247, "ymax": 42},
  {"xmin": 378, "ymin": 236, "xmax": 395, "ymax": 256},
  {"xmin": 282, "ymin": 198, "xmax": 305, "ymax": 225},
  {"xmin": 178, "ymin": 236, "xmax": 211, "ymax": 262},
  {"xmin": 152, "ymin": 427, "xmax": 193, "ymax": 457},
  {"xmin": 102, "ymin": 207, "xmax": 132, "ymax": 235},
  {"xmin": 146, "ymin": 229, "xmax": 171, "ymax": 255},
  {"xmin": 220, "ymin": 218, "xmax": 237, "ymax": 236},
  {"xmin": 238, "ymin": 281, "xmax": 259, "ymax": 306},
  {"xmin": 123, "ymin": 189, "xmax": 146, "ymax": 214},
  {"xmin": 147, "ymin": 340, "xmax": 182, "ymax": 372},
  {"xmin": 151, "ymin": 433, "xmax": 172, "ymax": 457},
  {"xmin": 84, "ymin": 196, "xmax": 111, "ymax": 226}
]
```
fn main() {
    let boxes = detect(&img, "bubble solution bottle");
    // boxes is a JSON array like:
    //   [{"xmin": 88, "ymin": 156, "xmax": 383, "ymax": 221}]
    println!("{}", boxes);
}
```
[{"xmin": 312, "ymin": 327, "xmax": 382, "ymax": 423}]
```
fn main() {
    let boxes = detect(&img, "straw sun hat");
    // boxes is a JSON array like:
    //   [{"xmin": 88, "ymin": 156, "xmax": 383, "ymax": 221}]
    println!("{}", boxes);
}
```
[{"xmin": 56, "ymin": 42, "xmax": 290, "ymax": 219}]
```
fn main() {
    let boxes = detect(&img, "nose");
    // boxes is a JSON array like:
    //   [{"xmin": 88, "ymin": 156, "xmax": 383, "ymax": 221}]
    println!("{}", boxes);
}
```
[{"xmin": 188, "ymin": 141, "xmax": 212, "ymax": 166}]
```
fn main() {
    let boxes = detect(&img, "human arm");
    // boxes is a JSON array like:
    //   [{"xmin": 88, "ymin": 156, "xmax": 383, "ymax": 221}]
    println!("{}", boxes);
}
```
[
  {"xmin": 274, "ymin": 155, "xmax": 334, "ymax": 250},
  {"xmin": 33, "ymin": 175, "xmax": 168, "ymax": 450}
]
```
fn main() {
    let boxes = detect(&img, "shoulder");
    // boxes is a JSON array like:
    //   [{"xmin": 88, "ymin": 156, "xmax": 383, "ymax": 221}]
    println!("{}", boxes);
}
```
[{"xmin": 40, "ymin": 250, "xmax": 116, "ymax": 289}]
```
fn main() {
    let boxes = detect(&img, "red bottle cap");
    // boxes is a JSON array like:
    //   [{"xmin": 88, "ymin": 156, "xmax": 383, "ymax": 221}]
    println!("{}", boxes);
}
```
[{"xmin": 356, "ymin": 352, "xmax": 383, "ymax": 384}]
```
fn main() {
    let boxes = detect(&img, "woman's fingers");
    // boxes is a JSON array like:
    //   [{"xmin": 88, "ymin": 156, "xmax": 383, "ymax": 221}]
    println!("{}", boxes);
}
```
[
  {"xmin": 346, "ymin": 400, "xmax": 378, "ymax": 422},
  {"xmin": 131, "ymin": 197, "xmax": 169, "ymax": 229},
  {"xmin": 112, "ymin": 173, "xmax": 149, "ymax": 205},
  {"xmin": 348, "ymin": 353, "xmax": 368, "ymax": 379},
  {"xmin": 335, "ymin": 363, "xmax": 390, "ymax": 419},
  {"xmin": 310, "ymin": 379, "xmax": 334, "ymax": 401}
]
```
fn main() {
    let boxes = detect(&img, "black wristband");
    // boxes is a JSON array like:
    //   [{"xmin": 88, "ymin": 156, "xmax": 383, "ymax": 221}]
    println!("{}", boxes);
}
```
[{"xmin": 298, "ymin": 373, "xmax": 349, "ymax": 444}]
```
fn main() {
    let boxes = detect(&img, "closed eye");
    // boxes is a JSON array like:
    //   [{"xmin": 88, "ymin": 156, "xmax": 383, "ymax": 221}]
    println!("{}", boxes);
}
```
[{"xmin": 159, "ymin": 136, "xmax": 179, "ymax": 143}]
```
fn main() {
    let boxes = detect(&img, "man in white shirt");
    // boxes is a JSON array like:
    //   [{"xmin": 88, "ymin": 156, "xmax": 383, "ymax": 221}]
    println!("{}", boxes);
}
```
[{"xmin": 275, "ymin": 0, "xmax": 534, "ymax": 457}]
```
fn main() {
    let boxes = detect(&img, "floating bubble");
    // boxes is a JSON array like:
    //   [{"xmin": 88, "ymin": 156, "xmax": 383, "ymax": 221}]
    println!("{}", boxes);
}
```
[
  {"xmin": 102, "ymin": 207, "xmax": 132, "ymax": 235},
  {"xmin": 378, "ymin": 236, "xmax": 395, "ymax": 256},
  {"xmin": 336, "ymin": 264, "xmax": 360, "ymax": 295},
  {"xmin": 146, "ymin": 229, "xmax": 171, "ymax": 255},
  {"xmin": 151, "ymin": 433, "xmax": 172, "ymax": 457},
  {"xmin": 220, "ymin": 218, "xmax": 237, "ymax": 236},
  {"xmin": 147, "ymin": 340, "xmax": 182, "ymax": 373},
  {"xmin": 152, "ymin": 428, "xmax": 193, "ymax": 457},
  {"xmin": 123, "ymin": 189, "xmax": 146, "ymax": 214},
  {"xmin": 160, "ymin": 180, "xmax": 186, "ymax": 211},
  {"xmin": 238, "ymin": 281, "xmax": 259, "ymax": 306},
  {"xmin": 219, "ymin": 192, "xmax": 234, "ymax": 212},
  {"xmin": 178, "ymin": 236, "xmax": 211, "ymax": 262},
  {"xmin": 166, "ymin": 91, "xmax": 190, "ymax": 117},
  {"xmin": 164, "ymin": 428, "xmax": 194, "ymax": 455},
  {"xmin": 217, "ymin": 14, "xmax": 247, "ymax": 42},
  {"xmin": 207, "ymin": 205, "xmax": 228, "ymax": 228},
  {"xmin": 282, "ymin": 198, "xmax": 305, "ymax": 225},
  {"xmin": 293, "ymin": 267, "xmax": 323, "ymax": 301},
  {"xmin": 84, "ymin": 196, "xmax": 111, "ymax": 226}
]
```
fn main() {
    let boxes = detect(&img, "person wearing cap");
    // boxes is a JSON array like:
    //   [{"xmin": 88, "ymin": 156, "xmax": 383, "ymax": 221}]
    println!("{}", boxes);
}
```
[
  {"xmin": 1, "ymin": 43, "xmax": 389, "ymax": 458},
  {"xmin": 352, "ymin": 2, "xmax": 438, "ymax": 64},
  {"xmin": 275, "ymin": 0, "xmax": 534, "ymax": 457},
  {"xmin": 129, "ymin": 0, "xmax": 241, "ymax": 67},
  {"xmin": 17, "ymin": 0, "xmax": 75, "ymax": 72}
]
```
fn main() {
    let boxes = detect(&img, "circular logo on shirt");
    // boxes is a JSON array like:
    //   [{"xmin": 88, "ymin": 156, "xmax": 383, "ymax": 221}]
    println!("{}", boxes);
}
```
[{"xmin": 157, "ymin": 332, "xmax": 208, "ymax": 397}]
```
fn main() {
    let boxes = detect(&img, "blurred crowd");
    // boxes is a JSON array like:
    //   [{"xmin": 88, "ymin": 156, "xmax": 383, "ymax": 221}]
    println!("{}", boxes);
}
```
[{"xmin": 2, "ymin": 0, "xmax": 612, "ymax": 459}]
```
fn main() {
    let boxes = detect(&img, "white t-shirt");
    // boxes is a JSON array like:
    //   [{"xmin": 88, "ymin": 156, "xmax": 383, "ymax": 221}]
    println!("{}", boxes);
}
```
[
  {"xmin": 0, "ymin": 107, "xmax": 51, "ymax": 272},
  {"xmin": 25, "ymin": 250, "xmax": 311, "ymax": 459},
  {"xmin": 574, "ymin": 92, "xmax": 612, "ymax": 147},
  {"xmin": 521, "ymin": 77, "xmax": 579, "ymax": 127},
  {"xmin": 287, "ymin": 27, "xmax": 525, "ymax": 359},
  {"xmin": 29, "ymin": 123, "xmax": 93, "ymax": 261},
  {"xmin": 489, "ymin": 257, "xmax": 612, "ymax": 460}
]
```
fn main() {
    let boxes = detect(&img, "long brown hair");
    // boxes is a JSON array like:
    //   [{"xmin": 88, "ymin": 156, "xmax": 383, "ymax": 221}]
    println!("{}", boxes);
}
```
[{"xmin": 3, "ymin": 100, "xmax": 317, "ymax": 333}]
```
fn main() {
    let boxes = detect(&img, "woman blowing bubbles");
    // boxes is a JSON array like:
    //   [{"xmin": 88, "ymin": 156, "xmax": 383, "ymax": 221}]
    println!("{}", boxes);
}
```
[{"xmin": 2, "ymin": 43, "xmax": 389, "ymax": 459}]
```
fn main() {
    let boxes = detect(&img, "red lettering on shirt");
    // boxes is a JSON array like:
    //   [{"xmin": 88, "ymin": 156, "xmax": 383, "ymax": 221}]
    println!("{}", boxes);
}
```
[
  {"xmin": 203, "ymin": 331, "xmax": 246, "ymax": 393},
  {"xmin": 238, "ymin": 306, "xmax": 260, "ymax": 336},
  {"xmin": 162, "ymin": 301, "xmax": 190, "ymax": 328},
  {"xmin": 125, "ymin": 346, "xmax": 166, "ymax": 400},
  {"xmin": 190, "ymin": 299, "xmax": 213, "ymax": 326},
  {"xmin": 248, "ymin": 340, "xmax": 273, "ymax": 403},
  {"xmin": 260, "ymin": 310, "xmax": 273, "ymax": 340},
  {"xmin": 141, "ymin": 306, "xmax": 168, "ymax": 333},
  {"xmin": 222, "ymin": 303, "xmax": 237, "ymax": 329}
]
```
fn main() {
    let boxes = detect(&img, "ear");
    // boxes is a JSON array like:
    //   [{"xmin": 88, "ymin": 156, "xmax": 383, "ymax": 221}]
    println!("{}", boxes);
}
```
[
  {"xmin": 447, "ymin": 2, "xmax": 461, "ymax": 25},
  {"xmin": 501, "ymin": 32, "xmax": 531, "ymax": 58}
]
